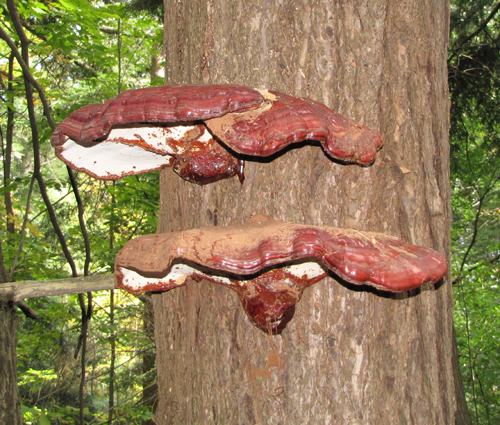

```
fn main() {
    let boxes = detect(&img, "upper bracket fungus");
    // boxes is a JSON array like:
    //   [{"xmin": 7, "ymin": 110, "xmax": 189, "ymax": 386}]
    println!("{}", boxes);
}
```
[
  {"xmin": 51, "ymin": 85, "xmax": 262, "ymax": 184},
  {"xmin": 115, "ymin": 215, "xmax": 447, "ymax": 333},
  {"xmin": 51, "ymin": 85, "xmax": 383, "ymax": 184}
]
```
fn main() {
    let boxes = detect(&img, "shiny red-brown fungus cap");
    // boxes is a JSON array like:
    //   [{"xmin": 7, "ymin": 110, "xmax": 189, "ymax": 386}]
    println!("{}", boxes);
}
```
[
  {"xmin": 206, "ymin": 92, "xmax": 383, "ymax": 165},
  {"xmin": 51, "ymin": 85, "xmax": 265, "ymax": 146}
]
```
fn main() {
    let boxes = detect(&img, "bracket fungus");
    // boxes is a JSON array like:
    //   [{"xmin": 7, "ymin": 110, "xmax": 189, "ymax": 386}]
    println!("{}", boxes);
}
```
[
  {"xmin": 51, "ymin": 85, "xmax": 262, "ymax": 184},
  {"xmin": 51, "ymin": 85, "xmax": 383, "ymax": 184},
  {"xmin": 205, "ymin": 91, "xmax": 383, "ymax": 164},
  {"xmin": 115, "ymin": 215, "xmax": 447, "ymax": 333}
]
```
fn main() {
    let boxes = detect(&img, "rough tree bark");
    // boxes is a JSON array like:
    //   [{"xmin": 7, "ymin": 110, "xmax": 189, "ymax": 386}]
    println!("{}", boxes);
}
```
[
  {"xmin": 154, "ymin": 0, "xmax": 461, "ymax": 423},
  {"xmin": 0, "ymin": 238, "xmax": 22, "ymax": 424},
  {"xmin": 0, "ymin": 301, "xmax": 22, "ymax": 425}
]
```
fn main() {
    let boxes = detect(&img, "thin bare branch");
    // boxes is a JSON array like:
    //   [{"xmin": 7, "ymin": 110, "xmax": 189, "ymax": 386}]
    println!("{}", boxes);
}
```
[
  {"xmin": 0, "ymin": 20, "xmax": 55, "ymax": 130},
  {"xmin": 0, "ymin": 240, "xmax": 8, "ymax": 284},
  {"xmin": 7, "ymin": 175, "xmax": 35, "ymax": 281},
  {"xmin": 3, "ymin": 53, "xmax": 15, "ymax": 235},
  {"xmin": 459, "ymin": 172, "xmax": 500, "ymax": 272},
  {"xmin": 449, "ymin": 1, "xmax": 500, "ymax": 62},
  {"xmin": 4, "ymin": 0, "xmax": 78, "ymax": 277},
  {"xmin": 14, "ymin": 300, "xmax": 38, "ymax": 319}
]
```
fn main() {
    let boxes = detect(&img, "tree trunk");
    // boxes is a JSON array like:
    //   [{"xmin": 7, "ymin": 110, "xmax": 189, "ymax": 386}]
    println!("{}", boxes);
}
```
[
  {"xmin": 1, "ymin": 239, "xmax": 22, "ymax": 423},
  {"xmin": 0, "ymin": 301, "xmax": 22, "ymax": 425},
  {"xmin": 141, "ymin": 296, "xmax": 158, "ymax": 425},
  {"xmin": 154, "ymin": 0, "xmax": 460, "ymax": 423}
]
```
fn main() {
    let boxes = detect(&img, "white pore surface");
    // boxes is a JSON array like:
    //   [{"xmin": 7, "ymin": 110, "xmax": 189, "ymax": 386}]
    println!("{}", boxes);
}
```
[
  {"xmin": 60, "ymin": 139, "xmax": 172, "ymax": 179},
  {"xmin": 105, "ymin": 125, "xmax": 201, "ymax": 155},
  {"xmin": 118, "ymin": 263, "xmax": 233, "ymax": 293},
  {"xmin": 285, "ymin": 262, "xmax": 325, "ymax": 279},
  {"xmin": 118, "ymin": 261, "xmax": 326, "ymax": 294},
  {"xmin": 60, "ymin": 125, "xmax": 214, "ymax": 179}
]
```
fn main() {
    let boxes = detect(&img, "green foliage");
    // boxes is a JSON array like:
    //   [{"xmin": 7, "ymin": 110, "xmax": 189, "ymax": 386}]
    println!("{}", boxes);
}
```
[
  {"xmin": 1, "ymin": 0, "xmax": 163, "ymax": 279},
  {"xmin": 16, "ymin": 292, "xmax": 157, "ymax": 423},
  {"xmin": 1, "ymin": 0, "xmax": 162, "ymax": 422},
  {"xmin": 450, "ymin": 0, "xmax": 500, "ymax": 423}
]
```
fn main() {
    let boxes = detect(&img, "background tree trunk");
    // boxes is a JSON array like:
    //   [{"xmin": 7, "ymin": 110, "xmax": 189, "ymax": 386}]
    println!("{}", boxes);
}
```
[
  {"xmin": 1, "ymin": 239, "xmax": 22, "ymax": 423},
  {"xmin": 154, "ymin": 0, "xmax": 459, "ymax": 423},
  {"xmin": 0, "ymin": 302, "xmax": 22, "ymax": 425}
]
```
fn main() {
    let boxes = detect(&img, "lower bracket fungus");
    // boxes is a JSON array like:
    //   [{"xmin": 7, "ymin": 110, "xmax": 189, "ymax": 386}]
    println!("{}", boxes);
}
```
[
  {"xmin": 115, "ymin": 215, "xmax": 447, "ymax": 333},
  {"xmin": 51, "ymin": 85, "xmax": 383, "ymax": 184}
]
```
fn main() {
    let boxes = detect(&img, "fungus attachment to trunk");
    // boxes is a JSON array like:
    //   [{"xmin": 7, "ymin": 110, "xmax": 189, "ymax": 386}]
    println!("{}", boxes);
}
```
[
  {"xmin": 115, "ymin": 215, "xmax": 447, "ymax": 333},
  {"xmin": 51, "ymin": 85, "xmax": 383, "ymax": 184}
]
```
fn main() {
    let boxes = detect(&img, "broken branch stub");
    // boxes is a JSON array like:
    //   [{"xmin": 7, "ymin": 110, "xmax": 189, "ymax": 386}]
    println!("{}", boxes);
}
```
[
  {"xmin": 115, "ymin": 215, "xmax": 447, "ymax": 333},
  {"xmin": 51, "ymin": 85, "xmax": 383, "ymax": 184}
]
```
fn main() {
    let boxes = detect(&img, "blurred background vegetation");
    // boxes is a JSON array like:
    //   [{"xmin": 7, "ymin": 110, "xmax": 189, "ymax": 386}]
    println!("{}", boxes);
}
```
[
  {"xmin": 0, "ymin": 0, "xmax": 499, "ymax": 423},
  {"xmin": 1, "ymin": 0, "xmax": 162, "ymax": 422},
  {"xmin": 449, "ymin": 1, "xmax": 500, "ymax": 423}
]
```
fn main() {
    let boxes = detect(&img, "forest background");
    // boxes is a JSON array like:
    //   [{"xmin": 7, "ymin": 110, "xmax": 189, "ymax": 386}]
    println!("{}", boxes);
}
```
[{"xmin": 0, "ymin": 0, "xmax": 498, "ymax": 424}]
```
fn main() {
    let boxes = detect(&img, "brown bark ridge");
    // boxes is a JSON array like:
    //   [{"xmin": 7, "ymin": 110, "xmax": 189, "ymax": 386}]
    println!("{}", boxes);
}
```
[
  {"xmin": 154, "ymin": 0, "xmax": 459, "ymax": 424},
  {"xmin": 0, "ymin": 302, "xmax": 22, "ymax": 424}
]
